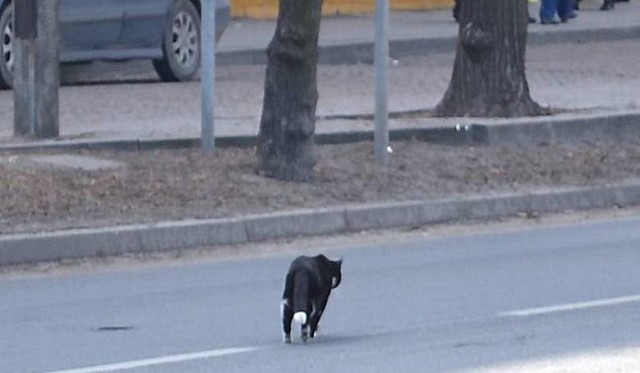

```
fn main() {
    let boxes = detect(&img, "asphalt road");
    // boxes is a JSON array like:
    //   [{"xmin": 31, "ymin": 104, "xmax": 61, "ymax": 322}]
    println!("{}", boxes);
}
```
[{"xmin": 1, "ymin": 215, "xmax": 639, "ymax": 373}]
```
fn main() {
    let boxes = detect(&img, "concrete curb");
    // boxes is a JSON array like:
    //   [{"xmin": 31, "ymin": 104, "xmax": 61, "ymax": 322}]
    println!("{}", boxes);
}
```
[
  {"xmin": 217, "ymin": 25, "xmax": 640, "ymax": 66},
  {"xmin": 459, "ymin": 111, "xmax": 640, "ymax": 146},
  {"xmin": 2, "ymin": 111, "xmax": 639, "ymax": 153},
  {"xmin": 2, "ymin": 181, "xmax": 640, "ymax": 265}
]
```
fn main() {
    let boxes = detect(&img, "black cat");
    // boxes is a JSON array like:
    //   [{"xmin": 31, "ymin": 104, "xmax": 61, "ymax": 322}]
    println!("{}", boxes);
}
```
[{"xmin": 281, "ymin": 254, "xmax": 342, "ymax": 343}]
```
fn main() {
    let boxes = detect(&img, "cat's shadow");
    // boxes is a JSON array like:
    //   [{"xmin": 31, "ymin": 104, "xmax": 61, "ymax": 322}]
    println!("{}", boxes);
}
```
[{"xmin": 285, "ymin": 333, "xmax": 374, "ymax": 347}]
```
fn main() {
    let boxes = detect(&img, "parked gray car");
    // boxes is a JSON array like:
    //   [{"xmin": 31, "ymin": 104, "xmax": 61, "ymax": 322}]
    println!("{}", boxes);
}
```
[{"xmin": 0, "ymin": 0, "xmax": 230, "ymax": 88}]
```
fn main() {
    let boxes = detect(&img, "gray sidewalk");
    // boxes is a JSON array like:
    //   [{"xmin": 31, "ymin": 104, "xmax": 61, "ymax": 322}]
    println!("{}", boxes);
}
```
[
  {"xmin": 1, "ymin": 1, "xmax": 640, "ymax": 149},
  {"xmin": 218, "ymin": 1, "xmax": 640, "ymax": 64}
]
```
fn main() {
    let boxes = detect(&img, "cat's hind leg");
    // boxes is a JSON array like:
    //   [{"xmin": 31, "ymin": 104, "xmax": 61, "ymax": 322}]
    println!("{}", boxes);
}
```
[
  {"xmin": 300, "ymin": 323, "xmax": 309, "ymax": 343},
  {"xmin": 281, "ymin": 299, "xmax": 293, "ymax": 343},
  {"xmin": 292, "ymin": 271, "xmax": 311, "ymax": 342},
  {"xmin": 309, "ymin": 294, "xmax": 329, "ymax": 338},
  {"xmin": 293, "ymin": 312, "xmax": 309, "ymax": 342}
]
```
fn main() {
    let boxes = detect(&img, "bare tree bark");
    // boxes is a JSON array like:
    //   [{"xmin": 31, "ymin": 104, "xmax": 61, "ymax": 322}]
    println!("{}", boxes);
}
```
[
  {"xmin": 257, "ymin": 0, "xmax": 323, "ymax": 182},
  {"xmin": 434, "ymin": 0, "xmax": 549, "ymax": 118}
]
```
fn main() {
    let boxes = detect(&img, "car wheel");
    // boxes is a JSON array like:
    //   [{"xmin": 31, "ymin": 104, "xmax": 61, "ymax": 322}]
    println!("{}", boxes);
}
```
[
  {"xmin": 153, "ymin": 0, "xmax": 201, "ymax": 82},
  {"xmin": 0, "ymin": 4, "xmax": 14, "ymax": 89}
]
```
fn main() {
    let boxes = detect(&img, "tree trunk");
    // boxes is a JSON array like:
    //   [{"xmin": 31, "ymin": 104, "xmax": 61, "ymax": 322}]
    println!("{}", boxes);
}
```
[
  {"xmin": 257, "ymin": 0, "xmax": 323, "ymax": 182},
  {"xmin": 434, "ymin": 0, "xmax": 549, "ymax": 118}
]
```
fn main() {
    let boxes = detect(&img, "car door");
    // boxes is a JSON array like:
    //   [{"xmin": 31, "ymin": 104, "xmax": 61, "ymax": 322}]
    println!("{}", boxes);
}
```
[
  {"xmin": 121, "ymin": 0, "xmax": 172, "ymax": 52},
  {"xmin": 59, "ymin": 0, "xmax": 124, "ymax": 57}
]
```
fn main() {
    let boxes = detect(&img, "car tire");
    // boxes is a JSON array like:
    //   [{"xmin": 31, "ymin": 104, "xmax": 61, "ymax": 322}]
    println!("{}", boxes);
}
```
[
  {"xmin": 0, "ymin": 4, "xmax": 14, "ymax": 89},
  {"xmin": 153, "ymin": 0, "xmax": 201, "ymax": 82}
]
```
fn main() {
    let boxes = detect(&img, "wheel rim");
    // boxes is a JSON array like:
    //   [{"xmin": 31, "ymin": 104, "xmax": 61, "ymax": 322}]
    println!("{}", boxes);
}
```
[
  {"xmin": 171, "ymin": 10, "xmax": 198, "ymax": 70},
  {"xmin": 2, "ymin": 13, "xmax": 13, "ymax": 74}
]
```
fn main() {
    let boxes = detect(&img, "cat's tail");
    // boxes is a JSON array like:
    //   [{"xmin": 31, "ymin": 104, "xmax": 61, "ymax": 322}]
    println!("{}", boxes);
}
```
[{"xmin": 292, "ymin": 270, "xmax": 309, "ymax": 325}]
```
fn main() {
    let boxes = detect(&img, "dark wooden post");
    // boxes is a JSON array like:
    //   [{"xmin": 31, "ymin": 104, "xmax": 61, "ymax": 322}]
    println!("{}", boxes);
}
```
[{"xmin": 13, "ymin": 0, "xmax": 60, "ymax": 138}]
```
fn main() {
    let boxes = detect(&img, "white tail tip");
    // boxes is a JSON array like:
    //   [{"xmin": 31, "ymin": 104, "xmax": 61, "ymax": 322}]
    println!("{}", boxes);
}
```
[{"xmin": 293, "ymin": 312, "xmax": 307, "ymax": 325}]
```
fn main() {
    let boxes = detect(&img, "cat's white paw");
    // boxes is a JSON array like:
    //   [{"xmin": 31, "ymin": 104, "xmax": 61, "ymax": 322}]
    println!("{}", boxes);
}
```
[{"xmin": 293, "ymin": 312, "xmax": 307, "ymax": 325}]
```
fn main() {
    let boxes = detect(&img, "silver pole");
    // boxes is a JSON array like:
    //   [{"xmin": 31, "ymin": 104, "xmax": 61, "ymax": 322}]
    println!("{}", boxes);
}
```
[
  {"xmin": 201, "ymin": 0, "xmax": 216, "ymax": 152},
  {"xmin": 374, "ymin": 0, "xmax": 389, "ymax": 165}
]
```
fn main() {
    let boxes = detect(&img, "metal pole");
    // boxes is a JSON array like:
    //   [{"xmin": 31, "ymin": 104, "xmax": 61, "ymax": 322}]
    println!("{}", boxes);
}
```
[
  {"xmin": 201, "ymin": 0, "xmax": 216, "ymax": 152},
  {"xmin": 374, "ymin": 0, "xmax": 389, "ymax": 166}
]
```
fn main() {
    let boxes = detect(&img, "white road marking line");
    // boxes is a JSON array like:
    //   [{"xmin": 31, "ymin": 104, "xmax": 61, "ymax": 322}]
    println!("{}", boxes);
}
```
[
  {"xmin": 455, "ymin": 347, "xmax": 640, "ymax": 373},
  {"xmin": 499, "ymin": 295, "xmax": 640, "ymax": 317},
  {"xmin": 45, "ymin": 346, "xmax": 261, "ymax": 373}
]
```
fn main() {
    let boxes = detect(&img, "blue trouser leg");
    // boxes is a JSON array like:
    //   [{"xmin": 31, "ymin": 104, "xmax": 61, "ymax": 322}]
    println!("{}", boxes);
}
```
[
  {"xmin": 557, "ymin": 0, "xmax": 573, "ymax": 20},
  {"xmin": 540, "ymin": 0, "xmax": 559, "ymax": 21}
]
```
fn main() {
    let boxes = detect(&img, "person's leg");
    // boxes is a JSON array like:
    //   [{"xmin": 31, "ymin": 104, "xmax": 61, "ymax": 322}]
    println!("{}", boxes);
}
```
[
  {"xmin": 600, "ymin": 0, "xmax": 615, "ymax": 10},
  {"xmin": 527, "ymin": 1, "xmax": 537, "ymax": 23},
  {"xmin": 558, "ymin": 0, "xmax": 573, "ymax": 21},
  {"xmin": 567, "ymin": 0, "xmax": 578, "ymax": 18},
  {"xmin": 453, "ymin": 0, "xmax": 460, "ymax": 21},
  {"xmin": 540, "ymin": 0, "xmax": 560, "ymax": 23}
]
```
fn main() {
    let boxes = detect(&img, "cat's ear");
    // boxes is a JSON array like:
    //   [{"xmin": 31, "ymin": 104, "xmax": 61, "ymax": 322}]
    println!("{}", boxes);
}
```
[{"xmin": 336, "ymin": 256, "xmax": 343, "ymax": 265}]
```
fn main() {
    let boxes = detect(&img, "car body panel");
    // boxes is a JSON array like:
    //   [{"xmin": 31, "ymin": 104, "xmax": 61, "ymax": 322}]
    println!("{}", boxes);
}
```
[
  {"xmin": 0, "ymin": 0, "xmax": 229, "ymax": 63},
  {"xmin": 121, "ymin": 0, "xmax": 169, "ymax": 50},
  {"xmin": 59, "ymin": 0, "xmax": 124, "ymax": 51}
]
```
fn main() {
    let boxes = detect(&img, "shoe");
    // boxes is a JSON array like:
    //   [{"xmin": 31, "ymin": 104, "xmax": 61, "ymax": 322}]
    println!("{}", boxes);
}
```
[
  {"xmin": 600, "ymin": 1, "xmax": 615, "ymax": 10},
  {"xmin": 529, "ymin": 16, "xmax": 537, "ymax": 23},
  {"xmin": 540, "ymin": 18, "xmax": 560, "ymax": 24},
  {"xmin": 561, "ymin": 11, "xmax": 576, "ymax": 22}
]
